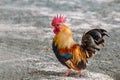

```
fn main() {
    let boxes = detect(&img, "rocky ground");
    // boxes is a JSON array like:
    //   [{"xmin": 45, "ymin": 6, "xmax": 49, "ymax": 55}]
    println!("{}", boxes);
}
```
[{"xmin": 0, "ymin": 0, "xmax": 120, "ymax": 80}]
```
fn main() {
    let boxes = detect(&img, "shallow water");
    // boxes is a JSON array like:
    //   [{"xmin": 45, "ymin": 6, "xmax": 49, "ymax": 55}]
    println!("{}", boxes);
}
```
[{"xmin": 0, "ymin": 0, "xmax": 120, "ymax": 80}]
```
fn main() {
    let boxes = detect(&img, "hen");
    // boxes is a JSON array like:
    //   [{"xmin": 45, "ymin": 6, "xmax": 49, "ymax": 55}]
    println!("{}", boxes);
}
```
[{"xmin": 51, "ymin": 15, "xmax": 109, "ymax": 76}]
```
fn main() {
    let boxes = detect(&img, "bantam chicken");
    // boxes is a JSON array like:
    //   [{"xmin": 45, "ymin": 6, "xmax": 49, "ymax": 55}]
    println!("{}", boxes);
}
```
[{"xmin": 51, "ymin": 15, "xmax": 109, "ymax": 77}]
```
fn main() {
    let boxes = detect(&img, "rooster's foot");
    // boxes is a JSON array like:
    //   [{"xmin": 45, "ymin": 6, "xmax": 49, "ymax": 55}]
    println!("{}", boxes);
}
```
[
  {"xmin": 75, "ymin": 70, "xmax": 82, "ymax": 77},
  {"xmin": 63, "ymin": 69, "xmax": 71, "ymax": 77}
]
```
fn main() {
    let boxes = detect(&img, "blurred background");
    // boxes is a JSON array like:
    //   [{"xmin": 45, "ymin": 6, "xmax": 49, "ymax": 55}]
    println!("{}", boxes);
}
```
[{"xmin": 0, "ymin": 0, "xmax": 120, "ymax": 80}]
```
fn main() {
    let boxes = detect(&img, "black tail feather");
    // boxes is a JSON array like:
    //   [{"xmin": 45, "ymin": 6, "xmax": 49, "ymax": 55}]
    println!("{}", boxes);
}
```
[{"xmin": 81, "ymin": 29, "xmax": 108, "ymax": 54}]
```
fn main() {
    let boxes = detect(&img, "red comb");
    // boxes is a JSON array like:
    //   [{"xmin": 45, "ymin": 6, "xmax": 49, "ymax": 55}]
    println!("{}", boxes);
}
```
[{"xmin": 51, "ymin": 15, "xmax": 66, "ymax": 27}]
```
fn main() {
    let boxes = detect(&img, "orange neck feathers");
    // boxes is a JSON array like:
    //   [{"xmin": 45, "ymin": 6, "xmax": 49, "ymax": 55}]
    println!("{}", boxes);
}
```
[{"xmin": 54, "ymin": 24, "xmax": 76, "ymax": 49}]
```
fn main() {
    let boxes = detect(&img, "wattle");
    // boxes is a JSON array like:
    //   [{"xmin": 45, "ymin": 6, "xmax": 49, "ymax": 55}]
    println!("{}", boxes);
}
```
[{"xmin": 53, "ymin": 28, "xmax": 60, "ymax": 34}]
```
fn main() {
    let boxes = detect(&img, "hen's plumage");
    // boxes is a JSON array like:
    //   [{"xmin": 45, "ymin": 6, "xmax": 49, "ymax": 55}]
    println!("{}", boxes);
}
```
[{"xmin": 51, "ymin": 15, "xmax": 109, "ymax": 76}]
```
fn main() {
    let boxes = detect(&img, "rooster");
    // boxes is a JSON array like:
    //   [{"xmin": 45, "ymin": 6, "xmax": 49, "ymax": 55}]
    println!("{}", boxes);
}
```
[{"xmin": 51, "ymin": 15, "xmax": 109, "ymax": 77}]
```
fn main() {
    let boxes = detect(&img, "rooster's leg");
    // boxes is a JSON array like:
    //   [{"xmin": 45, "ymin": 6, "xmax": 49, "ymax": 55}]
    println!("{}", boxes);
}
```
[
  {"xmin": 64, "ymin": 69, "xmax": 71, "ymax": 76},
  {"xmin": 76, "ymin": 69, "xmax": 82, "ymax": 77}
]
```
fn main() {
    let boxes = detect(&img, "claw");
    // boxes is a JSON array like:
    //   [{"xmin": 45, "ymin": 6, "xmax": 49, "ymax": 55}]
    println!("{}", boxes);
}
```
[
  {"xmin": 75, "ymin": 70, "xmax": 82, "ymax": 77},
  {"xmin": 64, "ymin": 69, "xmax": 71, "ymax": 77}
]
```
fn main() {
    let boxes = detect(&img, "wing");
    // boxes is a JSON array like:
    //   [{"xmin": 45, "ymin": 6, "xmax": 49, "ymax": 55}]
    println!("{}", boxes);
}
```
[
  {"xmin": 52, "ymin": 41, "xmax": 72, "ymax": 68},
  {"xmin": 52, "ymin": 41, "xmax": 87, "ymax": 70},
  {"xmin": 71, "ymin": 44, "xmax": 87, "ymax": 70}
]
